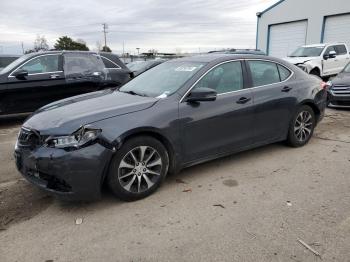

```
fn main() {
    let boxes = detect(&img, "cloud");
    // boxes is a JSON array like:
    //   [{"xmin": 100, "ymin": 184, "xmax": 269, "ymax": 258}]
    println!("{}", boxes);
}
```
[{"xmin": 0, "ymin": 0, "xmax": 278, "ymax": 54}]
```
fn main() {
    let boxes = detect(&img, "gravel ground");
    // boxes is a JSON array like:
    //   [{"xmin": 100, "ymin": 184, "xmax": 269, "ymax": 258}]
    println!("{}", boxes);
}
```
[{"xmin": 0, "ymin": 109, "xmax": 349, "ymax": 262}]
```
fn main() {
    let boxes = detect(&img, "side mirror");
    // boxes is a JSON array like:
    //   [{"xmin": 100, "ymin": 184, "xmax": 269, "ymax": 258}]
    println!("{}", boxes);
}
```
[
  {"xmin": 12, "ymin": 69, "xmax": 28, "ymax": 79},
  {"xmin": 186, "ymin": 87, "xmax": 217, "ymax": 102},
  {"xmin": 324, "ymin": 50, "xmax": 337, "ymax": 60}
]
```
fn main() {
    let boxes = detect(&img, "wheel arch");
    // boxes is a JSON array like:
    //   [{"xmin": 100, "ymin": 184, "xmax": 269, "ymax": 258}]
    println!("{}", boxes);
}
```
[
  {"xmin": 299, "ymin": 100, "xmax": 321, "ymax": 122},
  {"xmin": 113, "ymin": 127, "xmax": 178, "ymax": 175}
]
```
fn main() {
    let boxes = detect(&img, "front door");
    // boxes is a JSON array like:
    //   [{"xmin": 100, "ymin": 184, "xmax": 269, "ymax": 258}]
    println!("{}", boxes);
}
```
[
  {"xmin": 4, "ymin": 54, "xmax": 65, "ymax": 114},
  {"xmin": 179, "ymin": 61, "xmax": 255, "ymax": 163},
  {"xmin": 323, "ymin": 46, "xmax": 338, "ymax": 76}
]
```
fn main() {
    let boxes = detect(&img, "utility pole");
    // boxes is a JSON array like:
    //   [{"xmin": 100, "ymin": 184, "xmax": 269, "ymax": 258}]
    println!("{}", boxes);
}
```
[
  {"xmin": 136, "ymin": 48, "xmax": 140, "ymax": 55},
  {"xmin": 21, "ymin": 42, "xmax": 24, "ymax": 54},
  {"xmin": 102, "ymin": 23, "xmax": 108, "ymax": 48}
]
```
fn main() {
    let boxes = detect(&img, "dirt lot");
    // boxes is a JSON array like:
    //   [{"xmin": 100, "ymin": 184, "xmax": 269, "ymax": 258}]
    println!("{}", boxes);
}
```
[{"xmin": 0, "ymin": 109, "xmax": 349, "ymax": 262}]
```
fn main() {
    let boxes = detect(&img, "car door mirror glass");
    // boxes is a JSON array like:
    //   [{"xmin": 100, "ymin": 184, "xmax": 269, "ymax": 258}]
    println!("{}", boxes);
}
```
[
  {"xmin": 12, "ymin": 69, "xmax": 28, "ymax": 79},
  {"xmin": 186, "ymin": 87, "xmax": 217, "ymax": 102}
]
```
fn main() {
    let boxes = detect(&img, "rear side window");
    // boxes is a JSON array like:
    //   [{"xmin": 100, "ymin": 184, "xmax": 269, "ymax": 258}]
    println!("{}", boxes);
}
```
[
  {"xmin": 277, "ymin": 64, "xmax": 291, "ymax": 81},
  {"xmin": 248, "ymin": 61, "xmax": 280, "ymax": 87},
  {"xmin": 101, "ymin": 56, "xmax": 121, "ymax": 69},
  {"xmin": 194, "ymin": 61, "xmax": 243, "ymax": 94},
  {"xmin": 335, "ymin": 45, "xmax": 347, "ymax": 55},
  {"xmin": 16, "ymin": 55, "xmax": 59, "ymax": 74},
  {"xmin": 64, "ymin": 53, "xmax": 105, "ymax": 77}
]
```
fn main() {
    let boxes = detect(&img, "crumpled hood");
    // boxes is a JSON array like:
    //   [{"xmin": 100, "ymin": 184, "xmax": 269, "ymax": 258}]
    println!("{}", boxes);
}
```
[
  {"xmin": 332, "ymin": 72, "xmax": 350, "ymax": 86},
  {"xmin": 24, "ymin": 89, "xmax": 158, "ymax": 135},
  {"xmin": 283, "ymin": 56, "xmax": 318, "ymax": 65}
]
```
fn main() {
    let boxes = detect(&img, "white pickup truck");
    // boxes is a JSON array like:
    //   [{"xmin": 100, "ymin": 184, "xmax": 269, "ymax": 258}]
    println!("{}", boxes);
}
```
[{"xmin": 284, "ymin": 43, "xmax": 350, "ymax": 78}]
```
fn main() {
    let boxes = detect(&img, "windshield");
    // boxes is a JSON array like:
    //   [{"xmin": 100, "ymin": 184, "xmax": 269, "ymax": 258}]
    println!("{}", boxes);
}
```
[
  {"xmin": 289, "ymin": 46, "xmax": 324, "ymax": 57},
  {"xmin": 343, "ymin": 62, "xmax": 350, "ymax": 73},
  {"xmin": 0, "ymin": 54, "xmax": 31, "ymax": 74},
  {"xmin": 120, "ymin": 61, "xmax": 206, "ymax": 97}
]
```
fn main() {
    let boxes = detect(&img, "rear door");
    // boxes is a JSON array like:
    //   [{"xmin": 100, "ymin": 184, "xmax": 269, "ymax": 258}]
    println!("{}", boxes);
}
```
[
  {"xmin": 63, "ymin": 53, "xmax": 107, "ymax": 97},
  {"xmin": 334, "ymin": 44, "xmax": 350, "ymax": 72},
  {"xmin": 246, "ymin": 60, "xmax": 295, "ymax": 143},
  {"xmin": 4, "ymin": 54, "xmax": 65, "ymax": 114},
  {"xmin": 179, "ymin": 60, "xmax": 255, "ymax": 163}
]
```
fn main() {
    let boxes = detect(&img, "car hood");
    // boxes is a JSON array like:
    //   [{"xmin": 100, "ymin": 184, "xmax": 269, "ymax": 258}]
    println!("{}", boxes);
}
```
[
  {"xmin": 332, "ymin": 72, "xmax": 350, "ymax": 86},
  {"xmin": 283, "ymin": 56, "xmax": 318, "ymax": 64},
  {"xmin": 24, "ymin": 89, "xmax": 159, "ymax": 135}
]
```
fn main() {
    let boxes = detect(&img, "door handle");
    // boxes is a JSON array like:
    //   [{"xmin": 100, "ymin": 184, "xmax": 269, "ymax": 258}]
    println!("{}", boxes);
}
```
[
  {"xmin": 50, "ymin": 74, "xmax": 60, "ymax": 79},
  {"xmin": 236, "ymin": 97, "xmax": 251, "ymax": 104},
  {"xmin": 281, "ymin": 86, "xmax": 293, "ymax": 92}
]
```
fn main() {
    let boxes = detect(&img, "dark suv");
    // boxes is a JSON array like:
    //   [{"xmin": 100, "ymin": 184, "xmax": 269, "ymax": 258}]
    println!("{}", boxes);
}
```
[{"xmin": 0, "ymin": 51, "xmax": 132, "ymax": 116}]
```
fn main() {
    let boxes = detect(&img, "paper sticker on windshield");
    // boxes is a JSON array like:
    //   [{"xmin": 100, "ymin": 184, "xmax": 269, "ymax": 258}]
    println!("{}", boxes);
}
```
[{"xmin": 175, "ymin": 66, "xmax": 197, "ymax": 72}]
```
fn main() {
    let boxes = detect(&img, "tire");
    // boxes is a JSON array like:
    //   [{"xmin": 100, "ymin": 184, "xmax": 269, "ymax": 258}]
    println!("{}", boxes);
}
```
[
  {"xmin": 107, "ymin": 136, "xmax": 169, "ymax": 201},
  {"xmin": 287, "ymin": 105, "xmax": 316, "ymax": 147},
  {"xmin": 309, "ymin": 69, "xmax": 321, "ymax": 78}
]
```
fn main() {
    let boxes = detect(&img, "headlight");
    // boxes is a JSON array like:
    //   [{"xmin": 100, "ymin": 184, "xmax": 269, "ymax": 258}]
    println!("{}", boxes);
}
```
[{"xmin": 45, "ymin": 127, "xmax": 101, "ymax": 149}]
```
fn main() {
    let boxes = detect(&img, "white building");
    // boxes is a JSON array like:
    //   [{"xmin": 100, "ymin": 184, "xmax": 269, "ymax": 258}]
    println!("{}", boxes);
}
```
[{"xmin": 256, "ymin": 0, "xmax": 350, "ymax": 58}]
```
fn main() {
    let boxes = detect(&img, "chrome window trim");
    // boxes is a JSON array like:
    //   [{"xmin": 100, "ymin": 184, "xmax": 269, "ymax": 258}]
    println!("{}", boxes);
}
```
[
  {"xmin": 8, "ymin": 70, "xmax": 63, "ymax": 78},
  {"xmin": 101, "ymin": 56, "xmax": 122, "ymax": 70},
  {"xmin": 180, "ymin": 58, "xmax": 294, "ymax": 102},
  {"xmin": 8, "ymin": 53, "xmax": 61, "ymax": 78}
]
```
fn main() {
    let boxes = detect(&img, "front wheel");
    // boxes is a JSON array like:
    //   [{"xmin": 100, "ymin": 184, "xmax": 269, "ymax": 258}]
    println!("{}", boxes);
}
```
[
  {"xmin": 107, "ymin": 136, "xmax": 169, "ymax": 201},
  {"xmin": 287, "ymin": 105, "xmax": 316, "ymax": 147}
]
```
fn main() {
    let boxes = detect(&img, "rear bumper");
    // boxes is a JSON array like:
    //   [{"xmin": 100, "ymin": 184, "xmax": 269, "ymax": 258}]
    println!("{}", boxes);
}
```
[{"xmin": 14, "ymin": 143, "xmax": 113, "ymax": 201}]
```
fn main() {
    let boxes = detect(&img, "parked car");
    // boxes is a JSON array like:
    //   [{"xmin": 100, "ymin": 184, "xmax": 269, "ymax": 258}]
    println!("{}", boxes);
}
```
[
  {"xmin": 327, "ymin": 62, "xmax": 350, "ymax": 108},
  {"xmin": 14, "ymin": 54, "xmax": 327, "ymax": 201},
  {"xmin": 127, "ymin": 59, "xmax": 166, "ymax": 77},
  {"xmin": 0, "ymin": 51, "xmax": 132, "ymax": 116},
  {"xmin": 208, "ymin": 49, "xmax": 266, "ymax": 55},
  {"xmin": 284, "ymin": 43, "xmax": 350, "ymax": 78},
  {"xmin": 0, "ymin": 54, "xmax": 20, "ymax": 70}
]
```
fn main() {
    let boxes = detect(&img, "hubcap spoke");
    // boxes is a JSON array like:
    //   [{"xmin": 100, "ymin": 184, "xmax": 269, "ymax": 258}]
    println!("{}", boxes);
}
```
[
  {"xmin": 143, "ymin": 174, "xmax": 155, "ymax": 189},
  {"xmin": 124, "ymin": 175, "xmax": 136, "ymax": 191},
  {"xmin": 120, "ymin": 159, "xmax": 134, "ymax": 169},
  {"xmin": 139, "ymin": 146, "xmax": 147, "ymax": 162},
  {"xmin": 119, "ymin": 171, "xmax": 134, "ymax": 179},
  {"xmin": 137, "ymin": 175, "xmax": 142, "ymax": 192},
  {"xmin": 129, "ymin": 150, "xmax": 138, "ymax": 163},
  {"xmin": 146, "ymin": 169, "xmax": 161, "ymax": 176},
  {"xmin": 147, "ymin": 158, "xmax": 162, "ymax": 168}
]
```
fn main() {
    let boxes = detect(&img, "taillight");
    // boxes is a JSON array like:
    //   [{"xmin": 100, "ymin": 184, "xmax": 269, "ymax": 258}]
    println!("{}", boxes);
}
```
[{"xmin": 320, "ymin": 81, "xmax": 328, "ymax": 89}]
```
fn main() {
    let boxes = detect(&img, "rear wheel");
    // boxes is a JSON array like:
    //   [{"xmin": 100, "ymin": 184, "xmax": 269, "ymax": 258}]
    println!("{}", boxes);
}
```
[
  {"xmin": 107, "ymin": 136, "xmax": 169, "ymax": 201},
  {"xmin": 287, "ymin": 105, "xmax": 315, "ymax": 147}
]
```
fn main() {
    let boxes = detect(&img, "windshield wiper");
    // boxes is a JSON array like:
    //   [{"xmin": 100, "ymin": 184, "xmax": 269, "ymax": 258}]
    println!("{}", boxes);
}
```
[{"xmin": 120, "ymin": 90, "xmax": 148, "ymax": 97}]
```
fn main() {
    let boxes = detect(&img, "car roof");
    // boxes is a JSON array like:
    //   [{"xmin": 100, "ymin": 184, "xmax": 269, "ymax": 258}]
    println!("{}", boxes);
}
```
[{"xmin": 171, "ymin": 54, "xmax": 277, "ymax": 63}]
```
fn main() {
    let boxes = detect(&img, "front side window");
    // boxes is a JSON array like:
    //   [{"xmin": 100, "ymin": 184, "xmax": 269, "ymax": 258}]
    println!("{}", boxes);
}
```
[
  {"xmin": 193, "ymin": 61, "xmax": 243, "ymax": 94},
  {"xmin": 248, "ymin": 61, "xmax": 280, "ymax": 87},
  {"xmin": 324, "ymin": 46, "xmax": 337, "ymax": 55},
  {"xmin": 16, "ymin": 55, "xmax": 59, "ymax": 74}
]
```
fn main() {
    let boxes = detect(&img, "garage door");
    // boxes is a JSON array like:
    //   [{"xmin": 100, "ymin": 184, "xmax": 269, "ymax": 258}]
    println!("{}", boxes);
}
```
[
  {"xmin": 268, "ymin": 21, "xmax": 308, "ymax": 58},
  {"xmin": 323, "ymin": 14, "xmax": 350, "ymax": 48}
]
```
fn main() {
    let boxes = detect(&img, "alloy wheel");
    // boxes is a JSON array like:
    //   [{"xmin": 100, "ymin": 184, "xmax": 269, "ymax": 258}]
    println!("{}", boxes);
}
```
[
  {"xmin": 294, "ymin": 111, "xmax": 313, "ymax": 142},
  {"xmin": 118, "ymin": 146, "xmax": 163, "ymax": 193}
]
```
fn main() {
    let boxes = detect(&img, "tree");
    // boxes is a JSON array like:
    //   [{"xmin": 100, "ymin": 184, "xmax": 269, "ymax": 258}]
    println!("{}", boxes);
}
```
[
  {"xmin": 101, "ymin": 45, "xmax": 112, "ymax": 52},
  {"xmin": 54, "ymin": 36, "xmax": 89, "ymax": 51},
  {"xmin": 34, "ymin": 35, "xmax": 49, "ymax": 51}
]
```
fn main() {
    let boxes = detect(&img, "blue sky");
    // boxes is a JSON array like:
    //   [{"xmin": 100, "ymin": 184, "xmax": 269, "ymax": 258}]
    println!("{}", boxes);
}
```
[{"xmin": 0, "ymin": 0, "xmax": 277, "ymax": 54}]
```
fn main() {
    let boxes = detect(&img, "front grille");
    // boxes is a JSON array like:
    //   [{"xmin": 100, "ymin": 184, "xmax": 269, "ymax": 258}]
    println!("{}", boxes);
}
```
[
  {"xmin": 18, "ymin": 127, "xmax": 42, "ymax": 148},
  {"xmin": 331, "ymin": 85, "xmax": 350, "ymax": 96}
]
